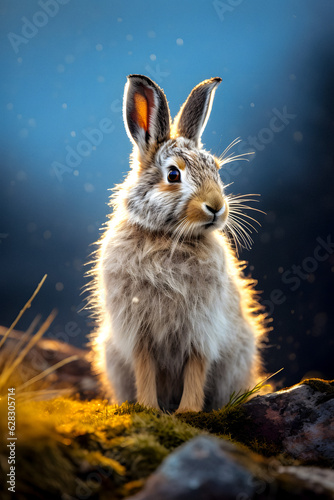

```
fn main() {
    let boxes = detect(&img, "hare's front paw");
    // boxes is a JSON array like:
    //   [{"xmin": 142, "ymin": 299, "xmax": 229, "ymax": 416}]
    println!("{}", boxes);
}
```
[
  {"xmin": 137, "ymin": 396, "xmax": 161, "ymax": 412},
  {"xmin": 175, "ymin": 404, "xmax": 202, "ymax": 414}
]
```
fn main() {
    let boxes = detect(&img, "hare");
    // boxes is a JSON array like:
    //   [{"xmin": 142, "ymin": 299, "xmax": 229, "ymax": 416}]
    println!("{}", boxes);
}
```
[{"xmin": 89, "ymin": 74, "xmax": 267, "ymax": 413}]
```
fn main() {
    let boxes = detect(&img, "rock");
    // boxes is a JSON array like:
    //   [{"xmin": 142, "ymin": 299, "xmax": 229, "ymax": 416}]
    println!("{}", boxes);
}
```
[
  {"xmin": 129, "ymin": 436, "xmax": 257, "ymax": 500},
  {"xmin": 129, "ymin": 435, "xmax": 334, "ymax": 500},
  {"xmin": 276, "ymin": 465, "xmax": 334, "ymax": 497},
  {"xmin": 242, "ymin": 379, "xmax": 334, "ymax": 465},
  {"xmin": 0, "ymin": 326, "xmax": 100, "ymax": 398}
]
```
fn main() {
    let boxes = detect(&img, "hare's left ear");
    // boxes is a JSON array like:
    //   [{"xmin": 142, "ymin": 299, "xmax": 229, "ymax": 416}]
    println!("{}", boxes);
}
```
[
  {"xmin": 172, "ymin": 77, "xmax": 222, "ymax": 147},
  {"xmin": 123, "ymin": 74, "xmax": 171, "ymax": 155}
]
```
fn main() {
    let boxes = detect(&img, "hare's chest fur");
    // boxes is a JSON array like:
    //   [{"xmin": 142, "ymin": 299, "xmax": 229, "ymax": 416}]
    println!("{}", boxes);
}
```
[{"xmin": 100, "ymin": 226, "xmax": 246, "ymax": 369}]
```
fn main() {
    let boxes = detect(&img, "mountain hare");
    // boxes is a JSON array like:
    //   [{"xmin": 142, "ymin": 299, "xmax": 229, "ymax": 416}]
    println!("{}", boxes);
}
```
[{"xmin": 90, "ymin": 74, "xmax": 267, "ymax": 412}]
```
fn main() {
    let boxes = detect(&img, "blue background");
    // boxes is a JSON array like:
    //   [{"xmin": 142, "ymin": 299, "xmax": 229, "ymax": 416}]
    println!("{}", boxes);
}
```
[{"xmin": 1, "ymin": 0, "xmax": 334, "ymax": 387}]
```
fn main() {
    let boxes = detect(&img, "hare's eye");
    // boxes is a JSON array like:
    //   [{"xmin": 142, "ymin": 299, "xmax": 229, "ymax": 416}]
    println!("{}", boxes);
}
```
[{"xmin": 167, "ymin": 168, "xmax": 181, "ymax": 183}]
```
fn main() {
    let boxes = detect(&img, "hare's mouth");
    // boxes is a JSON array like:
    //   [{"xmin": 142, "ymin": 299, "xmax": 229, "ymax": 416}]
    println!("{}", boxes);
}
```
[
  {"xmin": 203, "ymin": 218, "xmax": 225, "ymax": 231},
  {"xmin": 203, "ymin": 209, "xmax": 228, "ymax": 231}
]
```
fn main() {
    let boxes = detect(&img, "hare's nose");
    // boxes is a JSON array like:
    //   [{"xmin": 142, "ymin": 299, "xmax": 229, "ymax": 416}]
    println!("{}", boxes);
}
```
[
  {"xmin": 205, "ymin": 204, "xmax": 219, "ymax": 215},
  {"xmin": 205, "ymin": 203, "xmax": 225, "ymax": 215}
]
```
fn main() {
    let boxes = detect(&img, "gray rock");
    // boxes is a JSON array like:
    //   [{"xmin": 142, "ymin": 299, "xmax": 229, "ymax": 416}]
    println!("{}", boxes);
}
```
[
  {"xmin": 129, "ymin": 436, "xmax": 257, "ymax": 500},
  {"xmin": 130, "ymin": 435, "xmax": 334, "ymax": 500},
  {"xmin": 276, "ymin": 465, "xmax": 334, "ymax": 497},
  {"xmin": 243, "ymin": 380, "xmax": 334, "ymax": 464}
]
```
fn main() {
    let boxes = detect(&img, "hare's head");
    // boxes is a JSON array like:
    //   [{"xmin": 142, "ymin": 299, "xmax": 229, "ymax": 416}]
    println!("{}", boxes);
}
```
[{"xmin": 122, "ymin": 75, "xmax": 256, "ymax": 244}]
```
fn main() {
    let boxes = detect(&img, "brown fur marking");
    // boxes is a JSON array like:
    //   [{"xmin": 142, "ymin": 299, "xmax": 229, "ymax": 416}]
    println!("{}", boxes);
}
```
[
  {"xmin": 177, "ymin": 354, "xmax": 207, "ymax": 412},
  {"xmin": 185, "ymin": 179, "xmax": 226, "ymax": 224},
  {"xmin": 134, "ymin": 347, "xmax": 159, "ymax": 409},
  {"xmin": 186, "ymin": 199, "xmax": 209, "ymax": 224},
  {"xmin": 158, "ymin": 181, "xmax": 181, "ymax": 193},
  {"xmin": 214, "ymin": 157, "xmax": 221, "ymax": 170},
  {"xmin": 175, "ymin": 157, "xmax": 186, "ymax": 170}
]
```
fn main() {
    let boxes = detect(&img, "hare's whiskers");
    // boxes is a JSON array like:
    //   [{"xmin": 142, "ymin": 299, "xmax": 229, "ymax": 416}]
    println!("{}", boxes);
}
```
[
  {"xmin": 229, "ymin": 214, "xmax": 258, "ymax": 234},
  {"xmin": 227, "ymin": 217, "xmax": 252, "ymax": 249}
]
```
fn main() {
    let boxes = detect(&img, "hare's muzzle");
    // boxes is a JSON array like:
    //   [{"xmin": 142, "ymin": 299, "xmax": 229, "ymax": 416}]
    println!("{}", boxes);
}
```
[{"xmin": 185, "ymin": 181, "xmax": 228, "ymax": 230}]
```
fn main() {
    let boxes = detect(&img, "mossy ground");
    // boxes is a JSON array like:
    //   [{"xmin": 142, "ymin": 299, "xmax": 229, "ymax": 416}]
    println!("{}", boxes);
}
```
[
  {"xmin": 0, "ymin": 391, "xmax": 296, "ymax": 500},
  {"xmin": 0, "ymin": 397, "xmax": 204, "ymax": 499},
  {"xmin": 175, "ymin": 403, "xmax": 285, "ymax": 459}
]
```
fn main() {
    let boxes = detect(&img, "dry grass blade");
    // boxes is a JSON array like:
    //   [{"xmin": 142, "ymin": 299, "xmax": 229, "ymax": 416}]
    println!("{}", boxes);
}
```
[
  {"xmin": 2, "ymin": 314, "xmax": 42, "ymax": 372},
  {"xmin": 25, "ymin": 314, "xmax": 43, "ymax": 336},
  {"xmin": 15, "ymin": 388, "xmax": 73, "ymax": 401},
  {"xmin": 16, "ymin": 354, "xmax": 79, "ymax": 392},
  {"xmin": 0, "ymin": 309, "xmax": 57, "ymax": 391},
  {"xmin": 0, "ymin": 274, "xmax": 47, "ymax": 349}
]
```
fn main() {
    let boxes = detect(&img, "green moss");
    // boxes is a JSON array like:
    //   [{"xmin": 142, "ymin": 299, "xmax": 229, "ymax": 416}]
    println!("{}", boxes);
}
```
[
  {"xmin": 176, "ymin": 404, "xmax": 247, "ymax": 440},
  {"xmin": 301, "ymin": 378, "xmax": 334, "ymax": 395},
  {"xmin": 247, "ymin": 438, "xmax": 286, "ymax": 459},
  {"xmin": 0, "ymin": 397, "xmax": 203, "ymax": 499}
]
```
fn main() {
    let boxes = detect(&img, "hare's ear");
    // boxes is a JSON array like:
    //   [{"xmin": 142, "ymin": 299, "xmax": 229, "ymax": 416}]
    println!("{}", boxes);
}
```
[
  {"xmin": 173, "ymin": 77, "xmax": 222, "ymax": 146},
  {"xmin": 123, "ymin": 74, "xmax": 171, "ymax": 155}
]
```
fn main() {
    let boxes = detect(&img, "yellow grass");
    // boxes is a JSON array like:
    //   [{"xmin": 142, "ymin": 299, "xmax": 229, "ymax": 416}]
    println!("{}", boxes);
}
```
[{"xmin": 0, "ymin": 275, "xmax": 78, "ymax": 396}]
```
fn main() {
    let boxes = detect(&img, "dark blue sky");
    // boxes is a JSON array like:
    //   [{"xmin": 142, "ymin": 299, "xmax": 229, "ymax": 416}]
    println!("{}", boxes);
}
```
[{"xmin": 1, "ymin": 0, "xmax": 334, "ymax": 387}]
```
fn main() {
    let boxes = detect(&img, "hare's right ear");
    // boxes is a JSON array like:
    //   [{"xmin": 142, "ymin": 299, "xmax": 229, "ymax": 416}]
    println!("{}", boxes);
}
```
[
  {"xmin": 123, "ymin": 74, "xmax": 171, "ymax": 155},
  {"xmin": 172, "ymin": 77, "xmax": 222, "ymax": 147}
]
